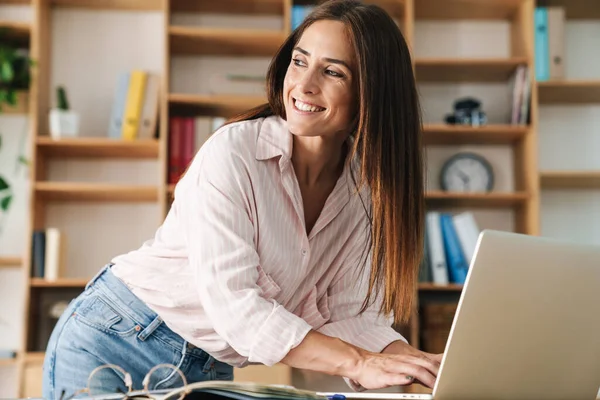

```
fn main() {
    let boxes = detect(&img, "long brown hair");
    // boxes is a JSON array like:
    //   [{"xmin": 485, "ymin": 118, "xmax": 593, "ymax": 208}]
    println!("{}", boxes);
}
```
[{"xmin": 227, "ymin": 0, "xmax": 424, "ymax": 325}]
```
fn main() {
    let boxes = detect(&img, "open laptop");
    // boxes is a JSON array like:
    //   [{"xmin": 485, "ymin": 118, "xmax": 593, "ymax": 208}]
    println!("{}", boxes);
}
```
[{"xmin": 319, "ymin": 229, "xmax": 600, "ymax": 400}]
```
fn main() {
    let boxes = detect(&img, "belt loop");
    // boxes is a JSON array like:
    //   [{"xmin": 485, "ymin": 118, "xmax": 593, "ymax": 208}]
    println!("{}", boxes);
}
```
[
  {"xmin": 202, "ymin": 354, "xmax": 215, "ymax": 374},
  {"xmin": 137, "ymin": 315, "xmax": 163, "ymax": 341},
  {"xmin": 85, "ymin": 263, "xmax": 111, "ymax": 291}
]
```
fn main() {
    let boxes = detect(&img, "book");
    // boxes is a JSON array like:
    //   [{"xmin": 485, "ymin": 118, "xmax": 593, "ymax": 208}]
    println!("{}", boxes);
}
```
[{"xmin": 87, "ymin": 381, "xmax": 328, "ymax": 400}]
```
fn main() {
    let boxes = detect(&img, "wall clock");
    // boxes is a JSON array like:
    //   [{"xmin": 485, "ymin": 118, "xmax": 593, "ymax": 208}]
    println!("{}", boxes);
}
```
[{"xmin": 440, "ymin": 152, "xmax": 494, "ymax": 192}]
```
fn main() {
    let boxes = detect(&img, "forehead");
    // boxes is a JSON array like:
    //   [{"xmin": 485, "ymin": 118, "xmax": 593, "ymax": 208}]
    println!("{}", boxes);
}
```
[{"xmin": 296, "ymin": 20, "xmax": 355, "ymax": 64}]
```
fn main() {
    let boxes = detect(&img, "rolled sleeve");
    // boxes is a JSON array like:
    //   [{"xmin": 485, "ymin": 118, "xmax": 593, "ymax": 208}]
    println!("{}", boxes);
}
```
[{"xmin": 178, "ymin": 135, "xmax": 311, "ymax": 366}]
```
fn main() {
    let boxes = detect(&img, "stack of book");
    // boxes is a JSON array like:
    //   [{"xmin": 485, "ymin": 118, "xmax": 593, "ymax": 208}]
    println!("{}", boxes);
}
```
[
  {"xmin": 419, "ymin": 211, "xmax": 481, "ymax": 286},
  {"xmin": 167, "ymin": 116, "xmax": 225, "ymax": 185},
  {"xmin": 107, "ymin": 70, "xmax": 161, "ymax": 141}
]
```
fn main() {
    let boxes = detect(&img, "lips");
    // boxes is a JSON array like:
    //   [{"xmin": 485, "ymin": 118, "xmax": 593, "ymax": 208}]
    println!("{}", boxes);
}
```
[{"xmin": 293, "ymin": 98, "xmax": 326, "ymax": 112}]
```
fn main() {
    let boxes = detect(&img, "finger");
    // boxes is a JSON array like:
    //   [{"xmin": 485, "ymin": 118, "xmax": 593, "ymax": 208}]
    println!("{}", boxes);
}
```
[
  {"xmin": 381, "ymin": 372, "xmax": 417, "ymax": 388},
  {"xmin": 402, "ymin": 365, "xmax": 436, "ymax": 389},
  {"xmin": 406, "ymin": 354, "xmax": 440, "ymax": 377},
  {"xmin": 423, "ymin": 352, "xmax": 443, "ymax": 363}
]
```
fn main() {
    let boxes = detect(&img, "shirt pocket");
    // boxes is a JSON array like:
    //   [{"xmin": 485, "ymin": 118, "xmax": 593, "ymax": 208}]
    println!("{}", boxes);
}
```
[
  {"xmin": 256, "ymin": 265, "xmax": 281, "ymax": 300},
  {"xmin": 295, "ymin": 286, "xmax": 331, "ymax": 329},
  {"xmin": 74, "ymin": 294, "xmax": 139, "ymax": 337}
]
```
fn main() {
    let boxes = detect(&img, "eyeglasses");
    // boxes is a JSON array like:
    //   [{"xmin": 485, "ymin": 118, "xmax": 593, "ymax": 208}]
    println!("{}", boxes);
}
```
[{"xmin": 59, "ymin": 363, "xmax": 191, "ymax": 400}]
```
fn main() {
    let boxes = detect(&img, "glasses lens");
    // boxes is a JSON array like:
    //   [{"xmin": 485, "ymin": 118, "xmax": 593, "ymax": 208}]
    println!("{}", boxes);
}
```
[{"xmin": 144, "ymin": 364, "xmax": 186, "ymax": 393}]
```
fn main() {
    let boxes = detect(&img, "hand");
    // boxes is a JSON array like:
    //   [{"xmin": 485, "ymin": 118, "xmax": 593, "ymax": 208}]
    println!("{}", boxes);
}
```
[
  {"xmin": 347, "ymin": 344, "xmax": 441, "ymax": 390},
  {"xmin": 380, "ymin": 340, "xmax": 443, "ymax": 388}
]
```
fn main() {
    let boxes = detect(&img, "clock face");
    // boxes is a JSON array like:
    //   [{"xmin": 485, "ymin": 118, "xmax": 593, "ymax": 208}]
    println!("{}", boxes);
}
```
[{"xmin": 440, "ymin": 152, "xmax": 494, "ymax": 192}]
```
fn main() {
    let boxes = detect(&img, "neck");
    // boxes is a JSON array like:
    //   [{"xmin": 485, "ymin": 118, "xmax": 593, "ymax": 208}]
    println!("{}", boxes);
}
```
[{"xmin": 291, "ymin": 135, "xmax": 347, "ymax": 187}]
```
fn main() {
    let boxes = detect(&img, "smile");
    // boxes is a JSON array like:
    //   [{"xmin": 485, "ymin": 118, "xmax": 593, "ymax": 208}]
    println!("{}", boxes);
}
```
[{"xmin": 293, "ymin": 98, "xmax": 326, "ymax": 113}]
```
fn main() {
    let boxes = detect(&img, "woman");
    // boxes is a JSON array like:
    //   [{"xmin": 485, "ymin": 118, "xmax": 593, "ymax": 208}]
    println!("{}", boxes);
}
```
[{"xmin": 42, "ymin": 1, "xmax": 440, "ymax": 398}]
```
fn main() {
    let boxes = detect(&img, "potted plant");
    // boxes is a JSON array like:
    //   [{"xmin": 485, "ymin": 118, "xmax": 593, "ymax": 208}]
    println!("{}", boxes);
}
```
[
  {"xmin": 0, "ymin": 29, "xmax": 34, "ymax": 232},
  {"xmin": 49, "ymin": 85, "xmax": 79, "ymax": 139},
  {"xmin": 0, "ymin": 33, "xmax": 33, "ymax": 114}
]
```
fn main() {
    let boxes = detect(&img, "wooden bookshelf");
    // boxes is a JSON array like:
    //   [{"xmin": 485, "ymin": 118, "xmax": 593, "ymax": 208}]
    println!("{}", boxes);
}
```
[
  {"xmin": 541, "ymin": 0, "xmax": 600, "ymax": 19},
  {"xmin": 49, "ymin": 0, "xmax": 161, "ymax": 11},
  {"xmin": 0, "ymin": 359, "xmax": 18, "ymax": 367},
  {"xmin": 540, "ymin": 171, "xmax": 600, "ymax": 189},
  {"xmin": 30, "ymin": 278, "xmax": 88, "ymax": 288},
  {"xmin": 426, "ymin": 191, "xmax": 529, "ymax": 208},
  {"xmin": 34, "ymin": 182, "xmax": 159, "ymax": 202},
  {"xmin": 0, "ymin": 21, "xmax": 30, "ymax": 46},
  {"xmin": 423, "ymin": 124, "xmax": 528, "ymax": 145},
  {"xmin": 0, "ymin": 257, "xmax": 21, "ymax": 268},
  {"xmin": 169, "ymin": 26, "xmax": 286, "ymax": 57},
  {"xmin": 418, "ymin": 283, "xmax": 463, "ymax": 292},
  {"xmin": 415, "ymin": 0, "xmax": 524, "ymax": 20},
  {"xmin": 538, "ymin": 80, "xmax": 600, "ymax": 104},
  {"xmin": 171, "ymin": 0, "xmax": 284, "ymax": 15},
  {"xmin": 169, "ymin": 93, "xmax": 267, "ymax": 117},
  {"xmin": 415, "ymin": 57, "xmax": 528, "ymax": 82},
  {"xmin": 36, "ymin": 137, "xmax": 159, "ymax": 158},
  {"xmin": 7, "ymin": 0, "xmax": 551, "ymax": 396},
  {"xmin": 0, "ymin": 0, "xmax": 30, "ymax": 4}
]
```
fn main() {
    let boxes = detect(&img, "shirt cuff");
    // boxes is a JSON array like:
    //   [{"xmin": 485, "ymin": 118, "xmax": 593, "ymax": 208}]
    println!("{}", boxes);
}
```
[{"xmin": 248, "ymin": 302, "xmax": 313, "ymax": 366}]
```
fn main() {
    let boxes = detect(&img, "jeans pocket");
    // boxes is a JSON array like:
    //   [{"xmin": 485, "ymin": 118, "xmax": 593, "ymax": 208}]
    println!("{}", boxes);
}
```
[{"xmin": 74, "ymin": 294, "xmax": 139, "ymax": 337}]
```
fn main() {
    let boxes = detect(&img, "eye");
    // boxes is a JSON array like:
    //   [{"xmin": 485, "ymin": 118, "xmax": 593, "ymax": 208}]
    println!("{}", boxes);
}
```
[
  {"xmin": 325, "ymin": 69, "xmax": 343, "ymax": 78},
  {"xmin": 292, "ymin": 58, "xmax": 307, "ymax": 67}
]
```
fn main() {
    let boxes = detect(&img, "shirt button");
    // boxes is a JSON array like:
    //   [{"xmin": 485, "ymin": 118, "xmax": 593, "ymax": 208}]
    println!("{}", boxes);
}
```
[{"xmin": 301, "ymin": 249, "xmax": 307, "ymax": 256}]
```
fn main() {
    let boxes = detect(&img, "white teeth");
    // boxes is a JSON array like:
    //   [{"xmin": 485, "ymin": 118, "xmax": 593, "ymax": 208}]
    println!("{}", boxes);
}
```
[{"xmin": 295, "ymin": 99, "xmax": 324, "ymax": 112}]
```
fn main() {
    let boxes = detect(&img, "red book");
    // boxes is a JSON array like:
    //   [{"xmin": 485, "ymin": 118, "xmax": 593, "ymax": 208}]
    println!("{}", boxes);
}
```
[
  {"xmin": 181, "ymin": 117, "xmax": 196, "ymax": 176},
  {"xmin": 168, "ymin": 116, "xmax": 183, "ymax": 184}
]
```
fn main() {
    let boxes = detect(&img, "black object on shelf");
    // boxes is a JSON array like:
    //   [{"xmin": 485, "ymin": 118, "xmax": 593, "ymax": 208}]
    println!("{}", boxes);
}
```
[{"xmin": 445, "ymin": 97, "xmax": 487, "ymax": 126}]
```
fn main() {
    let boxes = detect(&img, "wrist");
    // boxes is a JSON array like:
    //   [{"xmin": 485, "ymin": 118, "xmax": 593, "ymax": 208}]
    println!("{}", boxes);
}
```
[{"xmin": 336, "ymin": 340, "xmax": 367, "ymax": 380}]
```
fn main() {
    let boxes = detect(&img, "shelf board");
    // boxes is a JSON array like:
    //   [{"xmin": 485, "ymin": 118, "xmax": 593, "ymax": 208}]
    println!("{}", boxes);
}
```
[
  {"xmin": 538, "ymin": 80, "xmax": 600, "ymax": 104},
  {"xmin": 423, "ymin": 124, "xmax": 528, "ymax": 145},
  {"xmin": 35, "ymin": 182, "xmax": 159, "ymax": 202},
  {"xmin": 169, "ymin": 93, "xmax": 267, "ymax": 117},
  {"xmin": 170, "ymin": 0, "xmax": 284, "ymax": 15},
  {"xmin": 415, "ymin": 0, "xmax": 523, "ymax": 20},
  {"xmin": 541, "ymin": 0, "xmax": 600, "ymax": 19},
  {"xmin": 0, "ymin": 21, "xmax": 30, "ymax": 47},
  {"xmin": 426, "ymin": 191, "xmax": 529, "ymax": 208},
  {"xmin": 0, "ymin": 257, "xmax": 21, "ymax": 267},
  {"xmin": 37, "ymin": 137, "xmax": 160, "ymax": 159},
  {"xmin": 0, "ymin": 358, "xmax": 17, "ymax": 367},
  {"xmin": 540, "ymin": 171, "xmax": 600, "ymax": 190},
  {"xmin": 416, "ymin": 58, "xmax": 528, "ymax": 82},
  {"xmin": 170, "ymin": 26, "xmax": 285, "ymax": 57},
  {"xmin": 30, "ymin": 278, "xmax": 88, "ymax": 288},
  {"xmin": 50, "ymin": 0, "xmax": 161, "ymax": 10},
  {"xmin": 418, "ymin": 283, "xmax": 463, "ymax": 291}
]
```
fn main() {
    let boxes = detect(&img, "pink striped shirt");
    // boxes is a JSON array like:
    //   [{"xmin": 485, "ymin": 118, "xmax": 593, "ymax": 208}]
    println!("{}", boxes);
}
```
[{"xmin": 111, "ymin": 115, "xmax": 405, "ymax": 371}]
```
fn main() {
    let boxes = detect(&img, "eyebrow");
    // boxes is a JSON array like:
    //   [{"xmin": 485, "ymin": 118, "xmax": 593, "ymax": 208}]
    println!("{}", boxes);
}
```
[{"xmin": 293, "ymin": 46, "xmax": 352, "ymax": 72}]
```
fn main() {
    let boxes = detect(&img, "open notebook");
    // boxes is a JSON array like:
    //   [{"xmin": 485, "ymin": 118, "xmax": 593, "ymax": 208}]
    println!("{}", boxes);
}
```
[{"xmin": 80, "ymin": 381, "xmax": 414, "ymax": 400}]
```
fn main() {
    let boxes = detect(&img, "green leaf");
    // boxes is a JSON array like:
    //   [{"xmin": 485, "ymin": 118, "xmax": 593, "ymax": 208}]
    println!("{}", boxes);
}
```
[
  {"xmin": 0, "ymin": 60, "xmax": 14, "ymax": 82},
  {"xmin": 0, "ymin": 176, "xmax": 9, "ymax": 191},
  {"xmin": 0, "ymin": 194, "xmax": 12, "ymax": 212}
]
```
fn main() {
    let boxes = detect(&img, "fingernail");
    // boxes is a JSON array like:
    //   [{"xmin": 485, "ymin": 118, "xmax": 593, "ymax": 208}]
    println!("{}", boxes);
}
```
[{"xmin": 406, "ymin": 376, "xmax": 413, "ymax": 381}]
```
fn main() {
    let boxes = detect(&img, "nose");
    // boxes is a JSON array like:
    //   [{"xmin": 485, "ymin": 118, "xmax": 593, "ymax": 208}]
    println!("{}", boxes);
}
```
[{"xmin": 297, "ymin": 67, "xmax": 320, "ymax": 95}]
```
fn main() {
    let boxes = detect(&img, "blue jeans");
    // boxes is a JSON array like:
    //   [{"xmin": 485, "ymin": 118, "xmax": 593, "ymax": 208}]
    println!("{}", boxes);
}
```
[{"xmin": 42, "ymin": 264, "xmax": 234, "ymax": 400}]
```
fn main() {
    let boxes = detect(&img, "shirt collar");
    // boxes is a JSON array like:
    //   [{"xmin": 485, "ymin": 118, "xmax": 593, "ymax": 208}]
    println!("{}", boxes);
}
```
[{"xmin": 255, "ymin": 115, "xmax": 292, "ymax": 161}]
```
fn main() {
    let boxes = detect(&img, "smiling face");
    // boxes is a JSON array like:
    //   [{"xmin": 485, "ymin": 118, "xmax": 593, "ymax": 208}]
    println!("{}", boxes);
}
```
[{"xmin": 283, "ymin": 20, "xmax": 358, "ymax": 139}]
